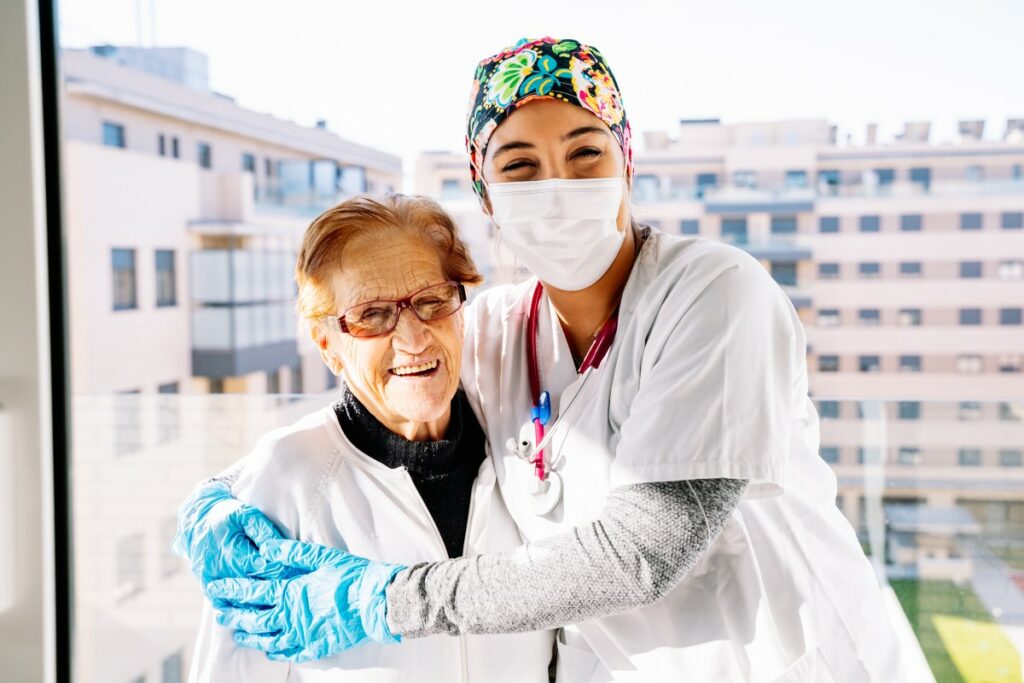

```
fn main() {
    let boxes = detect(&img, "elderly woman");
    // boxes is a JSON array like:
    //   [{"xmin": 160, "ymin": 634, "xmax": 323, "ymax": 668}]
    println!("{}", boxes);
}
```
[{"xmin": 182, "ymin": 194, "xmax": 553, "ymax": 681}]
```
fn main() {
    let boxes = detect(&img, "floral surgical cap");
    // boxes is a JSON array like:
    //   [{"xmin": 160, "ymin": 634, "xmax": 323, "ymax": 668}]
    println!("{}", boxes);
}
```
[{"xmin": 465, "ymin": 37, "xmax": 633, "ymax": 200}]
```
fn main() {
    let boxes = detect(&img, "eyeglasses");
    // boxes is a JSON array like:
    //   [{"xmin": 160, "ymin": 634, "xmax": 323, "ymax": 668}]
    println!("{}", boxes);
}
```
[{"xmin": 327, "ymin": 281, "xmax": 467, "ymax": 338}]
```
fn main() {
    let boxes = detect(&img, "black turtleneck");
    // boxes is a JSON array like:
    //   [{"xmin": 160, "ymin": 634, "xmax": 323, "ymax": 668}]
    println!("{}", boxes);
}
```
[{"xmin": 333, "ymin": 386, "xmax": 486, "ymax": 559}]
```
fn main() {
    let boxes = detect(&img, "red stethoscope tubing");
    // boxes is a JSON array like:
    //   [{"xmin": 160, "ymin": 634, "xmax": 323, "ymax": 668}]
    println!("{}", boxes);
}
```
[{"xmin": 526, "ymin": 281, "xmax": 618, "ymax": 481}]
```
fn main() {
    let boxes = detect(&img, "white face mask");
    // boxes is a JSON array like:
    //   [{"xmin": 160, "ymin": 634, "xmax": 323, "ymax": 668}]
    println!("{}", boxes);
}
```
[{"xmin": 487, "ymin": 177, "xmax": 626, "ymax": 291}]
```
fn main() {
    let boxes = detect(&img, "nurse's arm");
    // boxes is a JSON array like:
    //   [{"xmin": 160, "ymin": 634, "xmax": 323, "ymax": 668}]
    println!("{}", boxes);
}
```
[{"xmin": 385, "ymin": 477, "xmax": 747, "ymax": 636}]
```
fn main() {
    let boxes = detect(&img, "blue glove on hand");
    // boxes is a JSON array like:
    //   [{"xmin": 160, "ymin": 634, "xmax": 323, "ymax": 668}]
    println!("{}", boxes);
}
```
[
  {"xmin": 207, "ymin": 539, "xmax": 407, "ymax": 663},
  {"xmin": 171, "ymin": 480, "xmax": 294, "ymax": 589}
]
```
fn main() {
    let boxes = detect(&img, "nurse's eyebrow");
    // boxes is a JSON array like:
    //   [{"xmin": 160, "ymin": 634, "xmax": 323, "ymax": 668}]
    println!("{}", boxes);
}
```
[
  {"xmin": 491, "ymin": 141, "xmax": 535, "ymax": 159},
  {"xmin": 561, "ymin": 125, "xmax": 609, "ymax": 141}
]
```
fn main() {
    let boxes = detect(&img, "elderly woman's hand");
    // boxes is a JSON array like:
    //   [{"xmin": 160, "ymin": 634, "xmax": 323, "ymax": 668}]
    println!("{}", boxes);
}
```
[{"xmin": 207, "ymin": 539, "xmax": 407, "ymax": 663}]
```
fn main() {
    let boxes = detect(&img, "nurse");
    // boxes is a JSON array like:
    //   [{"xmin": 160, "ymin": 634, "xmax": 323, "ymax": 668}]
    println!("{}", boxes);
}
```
[{"xmin": 182, "ymin": 37, "xmax": 906, "ymax": 681}]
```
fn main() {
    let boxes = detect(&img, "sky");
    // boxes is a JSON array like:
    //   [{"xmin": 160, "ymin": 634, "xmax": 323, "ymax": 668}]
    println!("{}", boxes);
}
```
[{"xmin": 58, "ymin": 0, "xmax": 1023, "ymax": 187}]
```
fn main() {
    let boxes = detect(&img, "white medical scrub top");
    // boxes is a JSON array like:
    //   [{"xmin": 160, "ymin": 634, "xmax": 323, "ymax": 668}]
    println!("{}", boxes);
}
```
[{"xmin": 461, "ymin": 232, "xmax": 906, "ymax": 682}]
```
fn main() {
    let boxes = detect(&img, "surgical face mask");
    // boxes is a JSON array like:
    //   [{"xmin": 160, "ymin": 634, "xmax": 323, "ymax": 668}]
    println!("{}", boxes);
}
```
[{"xmin": 487, "ymin": 177, "xmax": 626, "ymax": 291}]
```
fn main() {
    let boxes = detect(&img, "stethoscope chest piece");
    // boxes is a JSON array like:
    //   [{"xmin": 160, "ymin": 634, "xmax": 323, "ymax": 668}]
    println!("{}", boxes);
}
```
[{"xmin": 529, "ymin": 470, "xmax": 563, "ymax": 516}]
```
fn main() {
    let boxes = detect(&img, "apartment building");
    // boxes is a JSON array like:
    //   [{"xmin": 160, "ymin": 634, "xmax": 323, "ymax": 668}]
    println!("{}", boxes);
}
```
[{"xmin": 416, "ymin": 118, "xmax": 1024, "ymax": 577}]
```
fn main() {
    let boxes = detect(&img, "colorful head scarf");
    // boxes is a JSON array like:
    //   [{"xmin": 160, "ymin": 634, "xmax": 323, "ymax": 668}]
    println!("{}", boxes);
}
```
[{"xmin": 465, "ymin": 37, "xmax": 633, "ymax": 200}]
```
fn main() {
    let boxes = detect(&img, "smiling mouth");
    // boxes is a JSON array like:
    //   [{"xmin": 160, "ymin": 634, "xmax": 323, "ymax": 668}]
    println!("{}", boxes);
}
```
[{"xmin": 389, "ymin": 359, "xmax": 440, "ymax": 378}]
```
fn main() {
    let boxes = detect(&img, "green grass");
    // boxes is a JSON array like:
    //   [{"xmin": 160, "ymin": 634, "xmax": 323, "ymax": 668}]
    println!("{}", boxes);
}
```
[{"xmin": 891, "ymin": 580, "xmax": 1020, "ymax": 683}]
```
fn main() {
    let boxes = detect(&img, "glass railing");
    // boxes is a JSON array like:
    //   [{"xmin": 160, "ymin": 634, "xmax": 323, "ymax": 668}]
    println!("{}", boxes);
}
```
[
  {"xmin": 70, "ymin": 394, "xmax": 1024, "ymax": 682},
  {"xmin": 633, "ymin": 179, "xmax": 1024, "ymax": 203}
]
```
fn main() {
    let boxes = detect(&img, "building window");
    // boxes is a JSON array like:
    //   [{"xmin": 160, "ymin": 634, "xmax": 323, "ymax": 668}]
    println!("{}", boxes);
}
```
[
  {"xmin": 957, "ymin": 354, "xmax": 983, "ymax": 373},
  {"xmin": 960, "ymin": 261, "xmax": 983, "ymax": 278},
  {"xmin": 1000, "ymin": 450, "xmax": 1024, "ymax": 468},
  {"xmin": 158, "ymin": 133, "xmax": 166, "ymax": 157},
  {"xmin": 958, "ymin": 448, "xmax": 982, "ymax": 467},
  {"xmin": 819, "ymin": 216, "xmax": 839, "ymax": 233},
  {"xmin": 102, "ymin": 121, "xmax": 126, "ymax": 148},
  {"xmin": 1001, "ymin": 308, "xmax": 1023, "ymax": 325},
  {"xmin": 162, "ymin": 651, "xmax": 183, "ymax": 683},
  {"xmin": 998, "ymin": 260, "xmax": 1024, "ymax": 280},
  {"xmin": 874, "ymin": 169, "xmax": 895, "ymax": 185},
  {"xmin": 267, "ymin": 368, "xmax": 282, "ymax": 394},
  {"xmin": 1000, "ymin": 401, "xmax": 1023, "ymax": 421},
  {"xmin": 899, "ymin": 355, "xmax": 921, "ymax": 373},
  {"xmin": 900, "ymin": 261, "xmax": 922, "ymax": 277},
  {"xmin": 965, "ymin": 165, "xmax": 984, "ymax": 182},
  {"xmin": 859, "ymin": 355, "xmax": 880, "ymax": 373},
  {"xmin": 999, "ymin": 354, "xmax": 1022, "ymax": 373},
  {"xmin": 732, "ymin": 170, "xmax": 757, "ymax": 188},
  {"xmin": 721, "ymin": 217, "xmax": 747, "ymax": 245},
  {"xmin": 1014, "ymin": 164, "xmax": 1023, "ymax": 180},
  {"xmin": 958, "ymin": 401, "xmax": 983, "ymax": 421},
  {"xmin": 440, "ymin": 178, "xmax": 462, "ymax": 198},
  {"xmin": 171, "ymin": 136, "xmax": 180, "ymax": 159},
  {"xmin": 898, "ymin": 401, "xmax": 920, "ymax": 420},
  {"xmin": 858, "ymin": 447, "xmax": 883, "ymax": 465},
  {"xmin": 679, "ymin": 219, "xmax": 699, "ymax": 235},
  {"xmin": 155, "ymin": 250, "xmax": 176, "ymax": 307},
  {"xmin": 818, "ymin": 262, "xmax": 840, "ymax": 279},
  {"xmin": 770, "ymin": 216, "xmax": 797, "ymax": 234},
  {"xmin": 900, "ymin": 214, "xmax": 922, "ymax": 231},
  {"xmin": 265, "ymin": 157, "xmax": 275, "ymax": 177},
  {"xmin": 897, "ymin": 448, "xmax": 922, "ymax": 466},
  {"xmin": 819, "ymin": 400, "xmax": 840, "ymax": 419},
  {"xmin": 695, "ymin": 173, "xmax": 717, "ymax": 197},
  {"xmin": 817, "ymin": 309, "xmax": 840, "ymax": 327},
  {"xmin": 818, "ymin": 169, "xmax": 840, "ymax": 192},
  {"xmin": 634, "ymin": 174, "xmax": 660, "ymax": 201},
  {"xmin": 242, "ymin": 152, "xmax": 256, "ymax": 173},
  {"xmin": 784, "ymin": 170, "xmax": 807, "ymax": 188},
  {"xmin": 859, "ymin": 215, "xmax": 880, "ymax": 232},
  {"xmin": 858, "ymin": 262, "xmax": 880, "ymax": 278},
  {"xmin": 909, "ymin": 167, "xmax": 931, "ymax": 190},
  {"xmin": 115, "ymin": 533, "xmax": 145, "ymax": 601},
  {"xmin": 819, "ymin": 446, "xmax": 840, "ymax": 464},
  {"xmin": 198, "ymin": 142, "xmax": 212, "ymax": 169},
  {"xmin": 959, "ymin": 308, "xmax": 982, "ymax": 325},
  {"xmin": 898, "ymin": 308, "xmax": 922, "ymax": 326},
  {"xmin": 960, "ymin": 213, "xmax": 982, "ymax": 230},
  {"xmin": 771, "ymin": 262, "xmax": 797, "ymax": 287},
  {"xmin": 819, "ymin": 355, "xmax": 839, "ymax": 372},
  {"xmin": 112, "ymin": 248, "xmax": 137, "ymax": 311},
  {"xmin": 858, "ymin": 309, "xmax": 880, "ymax": 326},
  {"xmin": 1002, "ymin": 212, "xmax": 1024, "ymax": 230},
  {"xmin": 157, "ymin": 381, "xmax": 180, "ymax": 443}
]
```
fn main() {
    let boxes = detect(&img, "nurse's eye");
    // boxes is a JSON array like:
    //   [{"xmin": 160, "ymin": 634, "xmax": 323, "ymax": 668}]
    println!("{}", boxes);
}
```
[
  {"xmin": 571, "ymin": 147, "xmax": 602, "ymax": 160},
  {"xmin": 501, "ymin": 159, "xmax": 535, "ymax": 173}
]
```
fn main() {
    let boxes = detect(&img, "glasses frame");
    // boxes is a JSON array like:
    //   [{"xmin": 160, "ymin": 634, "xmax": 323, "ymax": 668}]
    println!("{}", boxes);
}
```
[{"xmin": 329, "ymin": 281, "xmax": 467, "ymax": 338}]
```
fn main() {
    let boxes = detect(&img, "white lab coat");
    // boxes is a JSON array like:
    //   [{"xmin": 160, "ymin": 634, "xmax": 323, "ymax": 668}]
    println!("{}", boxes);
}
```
[
  {"xmin": 189, "ymin": 405, "xmax": 554, "ymax": 683},
  {"xmin": 461, "ymin": 232, "xmax": 906, "ymax": 682}
]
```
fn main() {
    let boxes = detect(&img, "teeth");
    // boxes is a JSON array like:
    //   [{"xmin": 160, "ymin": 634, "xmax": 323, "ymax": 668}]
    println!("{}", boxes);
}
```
[{"xmin": 390, "ymin": 360, "xmax": 439, "ymax": 376}]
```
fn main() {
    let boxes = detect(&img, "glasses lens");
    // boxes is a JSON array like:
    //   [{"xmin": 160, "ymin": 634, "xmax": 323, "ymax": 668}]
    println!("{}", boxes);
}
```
[
  {"xmin": 342, "ymin": 302, "xmax": 398, "ymax": 337},
  {"xmin": 411, "ymin": 284, "xmax": 462, "ymax": 321}
]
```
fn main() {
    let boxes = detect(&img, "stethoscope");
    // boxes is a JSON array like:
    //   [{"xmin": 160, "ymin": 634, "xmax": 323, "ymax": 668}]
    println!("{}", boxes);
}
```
[{"xmin": 506, "ymin": 282, "xmax": 619, "ymax": 515}]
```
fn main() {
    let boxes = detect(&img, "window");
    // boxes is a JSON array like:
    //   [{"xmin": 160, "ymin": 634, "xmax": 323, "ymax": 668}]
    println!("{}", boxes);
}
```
[
  {"xmin": 770, "ymin": 216, "xmax": 797, "ymax": 234},
  {"xmin": 958, "ymin": 401, "xmax": 982, "ymax": 421},
  {"xmin": 634, "ymin": 174, "xmax": 660, "ymax": 201},
  {"xmin": 155, "ymin": 249, "xmax": 176, "ymax": 307},
  {"xmin": 818, "ymin": 262, "xmax": 840, "ymax": 279},
  {"xmin": 859, "ymin": 355, "xmax": 880, "ymax": 373},
  {"xmin": 898, "ymin": 401, "xmax": 920, "ymax": 420},
  {"xmin": 819, "ymin": 216, "xmax": 839, "ymax": 233},
  {"xmin": 959, "ymin": 308, "xmax": 982, "ymax": 325},
  {"xmin": 265, "ymin": 157, "xmax": 275, "ymax": 177},
  {"xmin": 960, "ymin": 261, "xmax": 983, "ymax": 278},
  {"xmin": 858, "ymin": 447, "xmax": 883, "ymax": 465},
  {"xmin": 1014, "ymin": 164, "xmax": 1023, "ymax": 180},
  {"xmin": 900, "ymin": 261, "xmax": 922, "ymax": 277},
  {"xmin": 819, "ymin": 355, "xmax": 839, "ymax": 372},
  {"xmin": 102, "ymin": 121, "xmax": 125, "ymax": 148},
  {"xmin": 899, "ymin": 355, "xmax": 921, "ymax": 373},
  {"xmin": 998, "ymin": 260, "xmax": 1024, "ymax": 279},
  {"xmin": 158, "ymin": 133, "xmax": 166, "ymax": 157},
  {"xmin": 784, "ymin": 170, "xmax": 807, "ymax": 188},
  {"xmin": 732, "ymin": 170, "xmax": 757, "ymax": 188},
  {"xmin": 818, "ymin": 169, "xmax": 840, "ymax": 192},
  {"xmin": 960, "ymin": 213, "xmax": 982, "ymax": 230},
  {"xmin": 771, "ymin": 262, "xmax": 797, "ymax": 287},
  {"xmin": 1003, "ymin": 212, "xmax": 1024, "ymax": 230},
  {"xmin": 162, "ymin": 651, "xmax": 183, "ymax": 683},
  {"xmin": 1000, "ymin": 450, "xmax": 1024, "ymax": 468},
  {"xmin": 900, "ymin": 214, "xmax": 922, "ymax": 231},
  {"xmin": 1001, "ymin": 308, "xmax": 1023, "ymax": 325},
  {"xmin": 171, "ymin": 136, "xmax": 180, "ymax": 159},
  {"xmin": 242, "ymin": 152, "xmax": 256, "ymax": 172},
  {"xmin": 819, "ymin": 446, "xmax": 840, "ymax": 464},
  {"xmin": 965, "ymin": 165, "xmax": 984, "ymax": 182},
  {"xmin": 157, "ymin": 381, "xmax": 180, "ymax": 443},
  {"xmin": 817, "ymin": 309, "xmax": 840, "ymax": 327},
  {"xmin": 112, "ymin": 248, "xmax": 137, "ymax": 311},
  {"xmin": 858, "ymin": 262, "xmax": 880, "ymax": 278},
  {"xmin": 857, "ymin": 309, "xmax": 880, "ymax": 326},
  {"xmin": 873, "ymin": 168, "xmax": 894, "ymax": 185},
  {"xmin": 909, "ymin": 167, "xmax": 931, "ymax": 190},
  {"xmin": 695, "ymin": 173, "xmax": 717, "ymax": 197},
  {"xmin": 679, "ymin": 219, "xmax": 699, "ymax": 235},
  {"xmin": 958, "ymin": 448, "xmax": 982, "ymax": 467},
  {"xmin": 198, "ymin": 142, "xmax": 212, "ymax": 169},
  {"xmin": 721, "ymin": 217, "xmax": 747, "ymax": 245},
  {"xmin": 999, "ymin": 354, "xmax": 1022, "ymax": 373},
  {"xmin": 957, "ymin": 354, "xmax": 983, "ymax": 373},
  {"xmin": 859, "ymin": 215, "xmax": 880, "ymax": 232},
  {"xmin": 1000, "ymin": 401, "xmax": 1023, "ymax": 421},
  {"xmin": 818, "ymin": 400, "xmax": 840, "ymax": 419},
  {"xmin": 899, "ymin": 308, "xmax": 922, "ymax": 326},
  {"xmin": 440, "ymin": 178, "xmax": 462, "ymax": 198},
  {"xmin": 115, "ymin": 533, "xmax": 145, "ymax": 601},
  {"xmin": 897, "ymin": 448, "xmax": 922, "ymax": 466}
]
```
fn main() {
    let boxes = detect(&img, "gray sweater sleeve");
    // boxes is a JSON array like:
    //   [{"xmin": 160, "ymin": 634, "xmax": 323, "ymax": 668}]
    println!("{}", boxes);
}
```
[{"xmin": 385, "ymin": 477, "xmax": 748, "ymax": 637}]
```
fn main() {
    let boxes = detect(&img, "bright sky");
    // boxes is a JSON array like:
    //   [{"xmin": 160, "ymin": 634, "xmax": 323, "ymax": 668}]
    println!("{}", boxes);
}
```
[{"xmin": 59, "ymin": 0, "xmax": 1023, "ymax": 187}]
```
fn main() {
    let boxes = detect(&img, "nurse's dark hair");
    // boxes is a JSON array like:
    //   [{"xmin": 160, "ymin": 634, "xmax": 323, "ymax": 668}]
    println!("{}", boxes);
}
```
[{"xmin": 295, "ymin": 193, "xmax": 484, "ymax": 322}]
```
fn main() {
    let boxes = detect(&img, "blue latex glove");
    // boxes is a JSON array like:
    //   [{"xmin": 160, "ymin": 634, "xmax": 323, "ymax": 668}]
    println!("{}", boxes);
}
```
[
  {"xmin": 171, "ymin": 480, "xmax": 296, "ymax": 589},
  {"xmin": 207, "ymin": 539, "xmax": 406, "ymax": 663}
]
